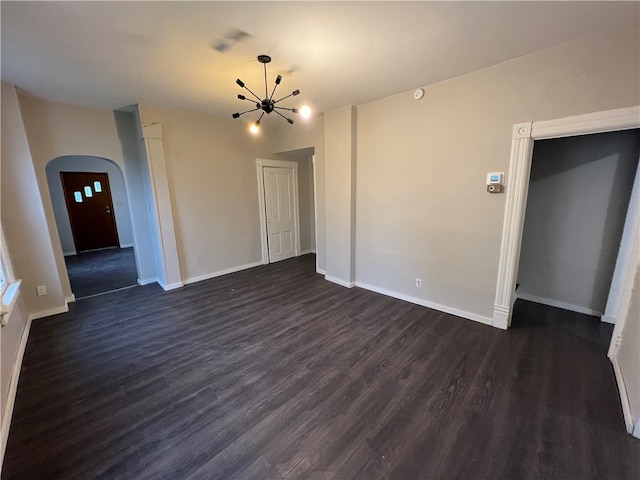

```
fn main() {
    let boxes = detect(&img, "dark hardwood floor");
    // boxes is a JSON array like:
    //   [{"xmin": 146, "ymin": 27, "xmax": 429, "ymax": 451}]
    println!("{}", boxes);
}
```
[
  {"xmin": 3, "ymin": 254, "xmax": 638, "ymax": 479},
  {"xmin": 64, "ymin": 247, "xmax": 138, "ymax": 299}
]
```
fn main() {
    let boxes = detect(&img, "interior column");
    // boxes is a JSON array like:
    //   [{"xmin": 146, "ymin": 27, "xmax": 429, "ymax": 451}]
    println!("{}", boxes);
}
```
[{"xmin": 324, "ymin": 105, "xmax": 357, "ymax": 287}]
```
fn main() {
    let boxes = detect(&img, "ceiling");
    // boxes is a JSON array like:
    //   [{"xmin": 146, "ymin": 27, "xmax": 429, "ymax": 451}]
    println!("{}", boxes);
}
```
[{"xmin": 2, "ymin": 1, "xmax": 638, "ymax": 118}]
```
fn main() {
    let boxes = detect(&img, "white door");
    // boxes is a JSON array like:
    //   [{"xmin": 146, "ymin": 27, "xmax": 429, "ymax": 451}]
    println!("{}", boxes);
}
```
[{"xmin": 263, "ymin": 166, "xmax": 296, "ymax": 263}]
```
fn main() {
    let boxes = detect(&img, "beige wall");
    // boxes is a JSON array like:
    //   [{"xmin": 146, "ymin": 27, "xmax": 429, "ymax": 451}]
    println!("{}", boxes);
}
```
[
  {"xmin": 353, "ymin": 26, "xmax": 640, "ymax": 319},
  {"xmin": 2, "ymin": 25, "xmax": 638, "ymax": 326},
  {"xmin": 1, "ymin": 83, "xmax": 66, "ymax": 315},
  {"xmin": 324, "ymin": 106, "xmax": 357, "ymax": 284},
  {"xmin": 292, "ymin": 157, "xmax": 314, "ymax": 253},
  {"xmin": 271, "ymin": 118, "xmax": 325, "ymax": 271},
  {"xmin": 138, "ymin": 105, "xmax": 279, "ymax": 282},
  {"xmin": 1, "ymin": 82, "xmax": 56, "ymax": 434},
  {"xmin": 618, "ymin": 265, "xmax": 640, "ymax": 433},
  {"xmin": 17, "ymin": 95, "xmax": 131, "ymax": 302}
]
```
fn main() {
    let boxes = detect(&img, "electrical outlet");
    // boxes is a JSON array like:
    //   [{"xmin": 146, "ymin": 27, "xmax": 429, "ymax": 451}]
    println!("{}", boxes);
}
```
[
  {"xmin": 416, "ymin": 279, "xmax": 422, "ymax": 288},
  {"xmin": 36, "ymin": 285, "xmax": 47, "ymax": 296}
]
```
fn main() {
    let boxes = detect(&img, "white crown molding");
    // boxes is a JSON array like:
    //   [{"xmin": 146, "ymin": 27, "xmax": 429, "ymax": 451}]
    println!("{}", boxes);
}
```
[{"xmin": 532, "ymin": 106, "xmax": 640, "ymax": 140}]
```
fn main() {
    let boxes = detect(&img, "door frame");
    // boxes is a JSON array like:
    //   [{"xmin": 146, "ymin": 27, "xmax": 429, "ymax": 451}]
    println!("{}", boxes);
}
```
[
  {"xmin": 60, "ymin": 171, "xmax": 120, "ymax": 252},
  {"xmin": 493, "ymin": 106, "xmax": 640, "ymax": 329},
  {"xmin": 256, "ymin": 158, "xmax": 301, "ymax": 264},
  {"xmin": 312, "ymin": 154, "xmax": 319, "ymax": 271}
]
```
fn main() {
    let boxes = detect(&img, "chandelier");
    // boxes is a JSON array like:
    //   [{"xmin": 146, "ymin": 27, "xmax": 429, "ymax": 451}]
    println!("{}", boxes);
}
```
[{"xmin": 232, "ymin": 54, "xmax": 309, "ymax": 133}]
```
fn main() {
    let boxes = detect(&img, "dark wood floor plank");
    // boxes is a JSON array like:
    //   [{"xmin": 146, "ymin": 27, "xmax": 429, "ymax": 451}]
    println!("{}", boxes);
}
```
[
  {"xmin": 3, "ymin": 255, "xmax": 639, "ymax": 480},
  {"xmin": 65, "ymin": 246, "xmax": 138, "ymax": 298}
]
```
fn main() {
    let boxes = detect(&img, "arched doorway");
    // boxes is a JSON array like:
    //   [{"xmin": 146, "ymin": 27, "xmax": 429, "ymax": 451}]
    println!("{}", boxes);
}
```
[{"xmin": 46, "ymin": 155, "xmax": 139, "ymax": 298}]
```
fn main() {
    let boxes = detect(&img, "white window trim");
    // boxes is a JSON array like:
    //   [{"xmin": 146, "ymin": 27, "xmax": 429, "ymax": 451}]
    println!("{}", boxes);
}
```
[{"xmin": 1, "ymin": 226, "xmax": 21, "ymax": 327}]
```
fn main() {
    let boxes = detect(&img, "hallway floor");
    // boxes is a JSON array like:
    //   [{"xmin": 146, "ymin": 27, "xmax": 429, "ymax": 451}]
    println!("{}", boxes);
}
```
[{"xmin": 64, "ymin": 247, "xmax": 138, "ymax": 299}]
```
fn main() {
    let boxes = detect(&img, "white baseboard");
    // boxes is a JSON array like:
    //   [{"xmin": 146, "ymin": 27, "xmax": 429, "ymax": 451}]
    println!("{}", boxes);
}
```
[
  {"xmin": 300, "ymin": 250, "xmax": 312, "ymax": 255},
  {"xmin": 27, "ymin": 304, "xmax": 69, "ymax": 321},
  {"xmin": 492, "ymin": 305, "xmax": 510, "ymax": 330},
  {"xmin": 157, "ymin": 280, "xmax": 184, "ymax": 291},
  {"xmin": 63, "ymin": 250, "xmax": 77, "ymax": 257},
  {"xmin": 325, "ymin": 275, "xmax": 355, "ymax": 288},
  {"xmin": 611, "ymin": 356, "xmax": 634, "ymax": 434},
  {"xmin": 317, "ymin": 268, "xmax": 326, "ymax": 275},
  {"xmin": 601, "ymin": 314, "xmax": 617, "ymax": 325},
  {"xmin": 65, "ymin": 294, "xmax": 76, "ymax": 305},
  {"xmin": 516, "ymin": 293, "xmax": 602, "ymax": 317},
  {"xmin": 633, "ymin": 418, "xmax": 640, "ymax": 440},
  {"xmin": 355, "ymin": 281, "xmax": 494, "ymax": 327},
  {"xmin": 183, "ymin": 260, "xmax": 263, "ymax": 286},
  {"xmin": 120, "ymin": 243, "xmax": 134, "ymax": 249},
  {"xmin": 0, "ymin": 317, "xmax": 32, "ymax": 470},
  {"xmin": 137, "ymin": 277, "xmax": 158, "ymax": 286}
]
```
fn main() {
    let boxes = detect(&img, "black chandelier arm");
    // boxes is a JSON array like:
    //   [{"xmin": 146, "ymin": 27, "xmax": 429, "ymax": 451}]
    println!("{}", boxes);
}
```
[
  {"xmin": 269, "ymin": 75, "xmax": 282, "ymax": 102},
  {"xmin": 232, "ymin": 107, "xmax": 261, "ymax": 119},
  {"xmin": 274, "ymin": 106, "xmax": 299, "ymax": 113},
  {"xmin": 273, "ymin": 109, "xmax": 294, "ymax": 124},
  {"xmin": 273, "ymin": 89, "xmax": 300, "ymax": 104},
  {"xmin": 243, "ymin": 85, "xmax": 263, "ymax": 103},
  {"xmin": 256, "ymin": 112, "xmax": 265, "ymax": 124},
  {"xmin": 237, "ymin": 94, "xmax": 260, "ymax": 105}
]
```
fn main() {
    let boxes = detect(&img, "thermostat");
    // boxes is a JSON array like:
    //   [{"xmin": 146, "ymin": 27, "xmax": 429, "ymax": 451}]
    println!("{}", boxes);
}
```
[{"xmin": 486, "ymin": 172, "xmax": 504, "ymax": 193}]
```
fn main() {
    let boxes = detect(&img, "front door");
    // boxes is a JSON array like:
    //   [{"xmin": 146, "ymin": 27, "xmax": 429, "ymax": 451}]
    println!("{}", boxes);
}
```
[
  {"xmin": 60, "ymin": 172, "xmax": 120, "ymax": 252},
  {"xmin": 263, "ymin": 166, "xmax": 296, "ymax": 263}
]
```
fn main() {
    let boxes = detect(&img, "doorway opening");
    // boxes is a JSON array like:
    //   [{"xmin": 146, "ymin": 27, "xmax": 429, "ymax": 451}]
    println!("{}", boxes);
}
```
[
  {"xmin": 515, "ymin": 130, "xmax": 640, "ymax": 321},
  {"xmin": 46, "ymin": 156, "xmax": 138, "ymax": 299},
  {"xmin": 493, "ymin": 107, "xmax": 640, "ymax": 329},
  {"xmin": 256, "ymin": 149, "xmax": 316, "ymax": 266},
  {"xmin": 492, "ymin": 106, "xmax": 640, "ymax": 436}
]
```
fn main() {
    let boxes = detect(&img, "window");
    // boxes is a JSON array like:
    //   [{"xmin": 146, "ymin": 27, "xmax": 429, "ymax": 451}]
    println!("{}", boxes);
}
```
[
  {"xmin": 74, "ymin": 191, "xmax": 83, "ymax": 203},
  {"xmin": 1, "ymin": 226, "xmax": 20, "ymax": 327},
  {"xmin": 0, "ymin": 254, "xmax": 6, "ymax": 297},
  {"xmin": 0, "ymin": 227, "xmax": 9, "ymax": 297},
  {"xmin": 84, "ymin": 186, "xmax": 93, "ymax": 197}
]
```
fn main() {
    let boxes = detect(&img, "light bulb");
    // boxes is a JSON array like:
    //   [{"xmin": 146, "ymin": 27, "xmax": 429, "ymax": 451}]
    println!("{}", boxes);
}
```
[
  {"xmin": 300, "ymin": 105, "xmax": 312, "ymax": 119},
  {"xmin": 249, "ymin": 122, "xmax": 260, "ymax": 134}
]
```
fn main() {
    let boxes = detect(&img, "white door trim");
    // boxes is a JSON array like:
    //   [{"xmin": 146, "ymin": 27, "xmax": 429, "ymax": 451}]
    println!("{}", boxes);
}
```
[
  {"xmin": 493, "ymin": 106, "xmax": 640, "ymax": 329},
  {"xmin": 603, "ymin": 160, "xmax": 640, "ymax": 326},
  {"xmin": 256, "ymin": 159, "xmax": 301, "ymax": 264},
  {"xmin": 141, "ymin": 122, "xmax": 183, "ymax": 290},
  {"xmin": 311, "ymin": 155, "xmax": 319, "ymax": 272}
]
